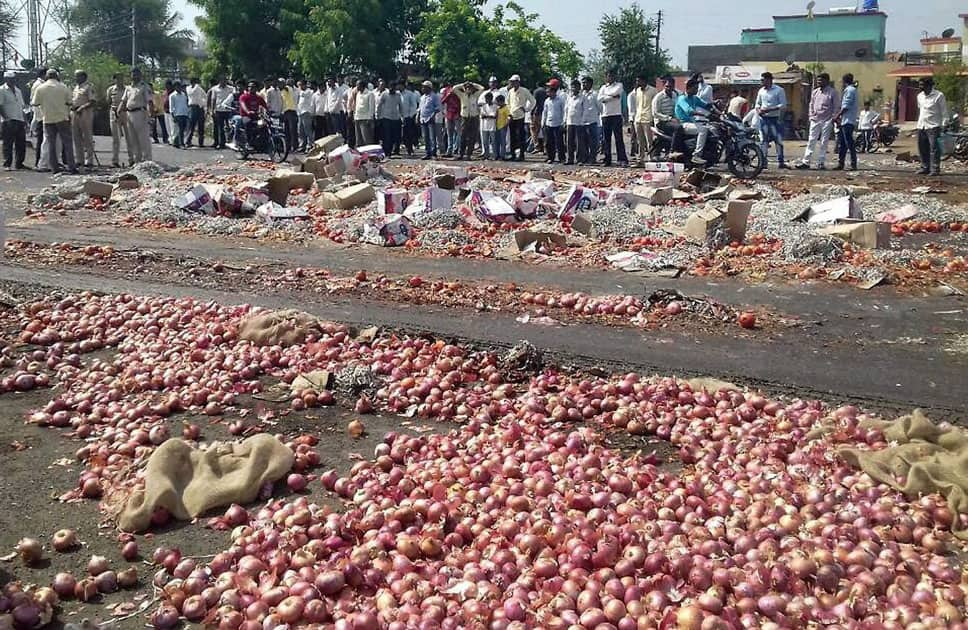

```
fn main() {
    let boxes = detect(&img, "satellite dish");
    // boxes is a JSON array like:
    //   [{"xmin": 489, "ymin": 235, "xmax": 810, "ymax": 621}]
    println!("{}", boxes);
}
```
[
  {"xmin": 806, "ymin": 1, "xmax": 816, "ymax": 9},
  {"xmin": 855, "ymin": 48, "xmax": 868, "ymax": 58},
  {"xmin": 942, "ymin": 28, "xmax": 956, "ymax": 38},
  {"xmin": 785, "ymin": 54, "xmax": 797, "ymax": 66}
]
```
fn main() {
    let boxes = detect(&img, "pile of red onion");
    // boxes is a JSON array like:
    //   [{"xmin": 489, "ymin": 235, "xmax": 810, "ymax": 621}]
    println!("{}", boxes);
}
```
[{"xmin": 1, "ymin": 292, "xmax": 965, "ymax": 629}]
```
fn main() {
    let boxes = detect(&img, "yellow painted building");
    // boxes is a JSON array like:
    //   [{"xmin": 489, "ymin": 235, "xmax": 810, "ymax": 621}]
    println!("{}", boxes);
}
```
[{"xmin": 753, "ymin": 60, "xmax": 902, "ymax": 108}]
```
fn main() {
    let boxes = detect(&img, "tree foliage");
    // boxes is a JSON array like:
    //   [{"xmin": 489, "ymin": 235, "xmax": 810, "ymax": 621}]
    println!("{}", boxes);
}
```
[
  {"xmin": 47, "ymin": 50, "xmax": 128, "ymax": 114},
  {"xmin": 416, "ymin": 1, "xmax": 582, "ymax": 86},
  {"xmin": 1, "ymin": 0, "xmax": 18, "ymax": 50},
  {"xmin": 935, "ymin": 59, "xmax": 967, "ymax": 115},
  {"xmin": 68, "ymin": 0, "xmax": 193, "ymax": 67},
  {"xmin": 189, "ymin": 0, "xmax": 303, "ymax": 80},
  {"xmin": 595, "ymin": 2, "xmax": 668, "ymax": 88}
]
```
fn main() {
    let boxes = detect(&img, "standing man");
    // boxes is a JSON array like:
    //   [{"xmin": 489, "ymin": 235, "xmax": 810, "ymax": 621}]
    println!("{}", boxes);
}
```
[
  {"xmin": 119, "ymin": 68, "xmax": 154, "ymax": 164},
  {"xmin": 168, "ymin": 81, "xmax": 190, "ymax": 148},
  {"xmin": 652, "ymin": 74, "xmax": 682, "ymax": 155},
  {"xmin": 264, "ymin": 78, "xmax": 283, "ymax": 118},
  {"xmin": 185, "ymin": 77, "xmax": 206, "ymax": 147},
  {"xmin": 105, "ymin": 73, "xmax": 128, "ymax": 167},
  {"xmin": 506, "ymin": 75, "xmax": 534, "ymax": 162},
  {"xmin": 280, "ymin": 78, "xmax": 299, "ymax": 151},
  {"xmin": 0, "ymin": 71, "xmax": 28, "ymax": 170},
  {"xmin": 632, "ymin": 74, "xmax": 657, "ymax": 167},
  {"xmin": 541, "ymin": 79, "xmax": 565, "ymax": 164},
  {"xmin": 325, "ymin": 77, "xmax": 348, "ymax": 140},
  {"xmin": 400, "ymin": 82, "xmax": 420, "ymax": 157},
  {"xmin": 71, "ymin": 70, "xmax": 96, "ymax": 168},
  {"xmin": 353, "ymin": 79, "xmax": 376, "ymax": 146},
  {"xmin": 675, "ymin": 79, "xmax": 713, "ymax": 166},
  {"xmin": 31, "ymin": 69, "xmax": 77, "ymax": 174},
  {"xmin": 581, "ymin": 76, "xmax": 601, "ymax": 164},
  {"xmin": 915, "ymin": 77, "xmax": 948, "ymax": 177},
  {"xmin": 834, "ymin": 73, "xmax": 858, "ymax": 171},
  {"xmin": 296, "ymin": 80, "xmax": 315, "ymax": 151},
  {"xmin": 453, "ymin": 80, "xmax": 483, "ymax": 161},
  {"xmin": 313, "ymin": 82, "xmax": 328, "ymax": 139},
  {"xmin": 441, "ymin": 83, "xmax": 461, "ymax": 158},
  {"xmin": 418, "ymin": 80, "xmax": 440, "ymax": 160},
  {"xmin": 564, "ymin": 79, "xmax": 586, "ymax": 165},
  {"xmin": 209, "ymin": 77, "xmax": 234, "ymax": 150},
  {"xmin": 376, "ymin": 81, "xmax": 403, "ymax": 157},
  {"xmin": 755, "ymin": 72, "xmax": 790, "ymax": 170},
  {"xmin": 530, "ymin": 81, "xmax": 547, "ymax": 154},
  {"xmin": 150, "ymin": 82, "xmax": 168, "ymax": 145},
  {"xmin": 796, "ymin": 73, "xmax": 839, "ymax": 170},
  {"xmin": 598, "ymin": 69, "xmax": 627, "ymax": 167}
]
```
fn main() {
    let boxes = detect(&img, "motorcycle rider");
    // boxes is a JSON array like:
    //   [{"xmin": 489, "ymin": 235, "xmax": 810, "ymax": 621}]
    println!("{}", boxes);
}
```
[
  {"xmin": 674, "ymin": 78, "xmax": 713, "ymax": 166},
  {"xmin": 232, "ymin": 81, "xmax": 268, "ymax": 148}
]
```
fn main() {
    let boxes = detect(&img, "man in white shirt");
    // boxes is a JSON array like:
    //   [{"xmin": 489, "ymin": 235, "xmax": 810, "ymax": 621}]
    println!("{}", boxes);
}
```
[
  {"xmin": 580, "ymin": 76, "xmax": 601, "ymax": 164},
  {"xmin": 208, "ymin": 77, "xmax": 234, "ymax": 150},
  {"xmin": 264, "ymin": 79, "xmax": 283, "ymax": 117},
  {"xmin": 857, "ymin": 100, "xmax": 879, "ymax": 153},
  {"xmin": 598, "ymin": 69, "xmax": 627, "ymax": 167},
  {"xmin": 0, "ymin": 71, "xmax": 28, "ymax": 170},
  {"xmin": 564, "ymin": 79, "xmax": 586, "ymax": 165},
  {"xmin": 185, "ymin": 77, "xmax": 207, "ymax": 147},
  {"xmin": 479, "ymin": 91, "xmax": 498, "ymax": 160},
  {"xmin": 727, "ymin": 91, "xmax": 748, "ymax": 118},
  {"xmin": 631, "ymin": 74, "xmax": 658, "ymax": 167},
  {"xmin": 505, "ymin": 74, "xmax": 534, "ymax": 161},
  {"xmin": 916, "ymin": 77, "xmax": 948, "ymax": 176},
  {"xmin": 400, "ymin": 82, "xmax": 420, "ymax": 156},
  {"xmin": 325, "ymin": 78, "xmax": 348, "ymax": 139},
  {"xmin": 312, "ymin": 83, "xmax": 328, "ymax": 139},
  {"xmin": 295, "ymin": 80, "xmax": 315, "ymax": 152},
  {"xmin": 652, "ymin": 75, "xmax": 682, "ymax": 155},
  {"xmin": 353, "ymin": 79, "xmax": 376, "ymax": 146},
  {"xmin": 754, "ymin": 72, "xmax": 790, "ymax": 169}
]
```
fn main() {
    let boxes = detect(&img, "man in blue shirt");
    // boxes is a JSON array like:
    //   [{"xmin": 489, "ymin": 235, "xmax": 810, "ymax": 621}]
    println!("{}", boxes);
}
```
[
  {"xmin": 835, "ymin": 73, "xmax": 859, "ymax": 171},
  {"xmin": 675, "ymin": 79, "xmax": 711, "ymax": 166},
  {"xmin": 754, "ymin": 72, "xmax": 791, "ymax": 169},
  {"xmin": 541, "ymin": 79, "xmax": 566, "ymax": 163},
  {"xmin": 418, "ymin": 81, "xmax": 441, "ymax": 160},
  {"xmin": 168, "ymin": 81, "xmax": 190, "ymax": 148}
]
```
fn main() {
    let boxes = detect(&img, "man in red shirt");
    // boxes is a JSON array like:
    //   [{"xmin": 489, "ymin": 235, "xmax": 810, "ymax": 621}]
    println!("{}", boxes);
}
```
[
  {"xmin": 232, "ymin": 81, "xmax": 268, "ymax": 146},
  {"xmin": 441, "ymin": 83, "xmax": 462, "ymax": 158}
]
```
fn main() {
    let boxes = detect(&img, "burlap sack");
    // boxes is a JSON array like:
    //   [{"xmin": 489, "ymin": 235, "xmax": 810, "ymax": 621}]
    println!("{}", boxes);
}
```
[
  {"xmin": 840, "ymin": 410, "xmax": 968, "ymax": 538},
  {"xmin": 118, "ymin": 435, "xmax": 294, "ymax": 532},
  {"xmin": 239, "ymin": 309, "xmax": 322, "ymax": 347}
]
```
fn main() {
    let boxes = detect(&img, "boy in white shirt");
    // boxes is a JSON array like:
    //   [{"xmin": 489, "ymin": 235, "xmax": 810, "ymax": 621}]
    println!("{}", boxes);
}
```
[
  {"xmin": 479, "ymin": 92, "xmax": 498, "ymax": 161},
  {"xmin": 858, "ymin": 101, "xmax": 880, "ymax": 153}
]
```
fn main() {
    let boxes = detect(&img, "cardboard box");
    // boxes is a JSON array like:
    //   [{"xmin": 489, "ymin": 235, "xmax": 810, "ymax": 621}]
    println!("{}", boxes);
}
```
[
  {"xmin": 684, "ymin": 200, "xmax": 751, "ymax": 246},
  {"xmin": 792, "ymin": 196, "xmax": 863, "ymax": 224},
  {"xmin": 172, "ymin": 184, "xmax": 215, "ymax": 214},
  {"xmin": 84, "ymin": 180, "xmax": 114, "ymax": 199},
  {"xmin": 729, "ymin": 189, "xmax": 763, "ymax": 201},
  {"xmin": 334, "ymin": 183, "xmax": 375, "ymax": 209},
  {"xmin": 570, "ymin": 213, "xmax": 596, "ymax": 238},
  {"xmin": 360, "ymin": 213, "xmax": 413, "ymax": 246},
  {"xmin": 377, "ymin": 189, "xmax": 411, "ymax": 214},
  {"xmin": 817, "ymin": 220, "xmax": 890, "ymax": 249},
  {"xmin": 255, "ymin": 202, "xmax": 309, "ymax": 223},
  {"xmin": 875, "ymin": 204, "xmax": 919, "ymax": 224},
  {"xmin": 324, "ymin": 160, "xmax": 347, "ymax": 178},
  {"xmin": 513, "ymin": 230, "xmax": 566, "ymax": 252},
  {"xmin": 356, "ymin": 144, "xmax": 386, "ymax": 161},
  {"xmin": 701, "ymin": 184, "xmax": 735, "ymax": 201},
  {"xmin": 632, "ymin": 186, "xmax": 674, "ymax": 206},
  {"xmin": 637, "ymin": 171, "xmax": 675, "ymax": 186},
  {"xmin": 314, "ymin": 134, "xmax": 344, "ymax": 155},
  {"xmin": 481, "ymin": 195, "xmax": 517, "ymax": 223},
  {"xmin": 116, "ymin": 174, "xmax": 140, "ymax": 190},
  {"xmin": 558, "ymin": 185, "xmax": 599, "ymax": 219},
  {"xmin": 302, "ymin": 158, "xmax": 327, "ymax": 178},
  {"xmin": 403, "ymin": 188, "xmax": 452, "ymax": 222},
  {"xmin": 642, "ymin": 162, "xmax": 685, "ymax": 173}
]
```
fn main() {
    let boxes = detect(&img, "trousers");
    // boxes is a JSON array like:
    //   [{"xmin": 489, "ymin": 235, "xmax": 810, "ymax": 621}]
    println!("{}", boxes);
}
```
[
  {"xmin": 187, "ymin": 105, "xmax": 205, "ymax": 146},
  {"xmin": 601, "ymin": 115, "xmax": 627, "ymax": 165},
  {"xmin": 460, "ymin": 116, "xmax": 479, "ymax": 158},
  {"xmin": 566, "ymin": 125, "xmax": 587, "ymax": 164},
  {"xmin": 45, "ymin": 121, "xmax": 76, "ymax": 173},
  {"xmin": 509, "ymin": 118, "xmax": 526, "ymax": 158},
  {"xmin": 918, "ymin": 127, "xmax": 942, "ymax": 174},
  {"xmin": 837, "ymin": 123, "xmax": 857, "ymax": 168},
  {"xmin": 801, "ymin": 119, "xmax": 834, "ymax": 166},
  {"xmin": 355, "ymin": 119, "xmax": 374, "ymax": 146},
  {"xmin": 72, "ymin": 109, "xmax": 95, "ymax": 166},
  {"xmin": 1, "ymin": 119, "xmax": 27, "ymax": 168},
  {"xmin": 634, "ymin": 121, "xmax": 654, "ymax": 164},
  {"xmin": 126, "ymin": 110, "xmax": 152, "ymax": 163},
  {"xmin": 544, "ymin": 125, "xmax": 564, "ymax": 162},
  {"xmin": 759, "ymin": 116, "xmax": 786, "ymax": 166},
  {"xmin": 109, "ymin": 110, "xmax": 130, "ymax": 164}
]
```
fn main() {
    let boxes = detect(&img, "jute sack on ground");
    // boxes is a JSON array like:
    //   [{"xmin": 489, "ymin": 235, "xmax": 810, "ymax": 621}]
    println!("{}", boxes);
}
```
[
  {"xmin": 840, "ymin": 410, "xmax": 968, "ymax": 539},
  {"xmin": 239, "ymin": 309, "xmax": 322, "ymax": 347},
  {"xmin": 118, "ymin": 434, "xmax": 294, "ymax": 532}
]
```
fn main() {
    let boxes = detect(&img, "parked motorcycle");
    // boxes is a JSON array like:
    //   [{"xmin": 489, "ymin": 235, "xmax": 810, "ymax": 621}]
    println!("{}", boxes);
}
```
[
  {"xmin": 858, "ymin": 122, "xmax": 899, "ymax": 153},
  {"xmin": 650, "ymin": 112, "xmax": 766, "ymax": 179},
  {"xmin": 230, "ymin": 112, "xmax": 289, "ymax": 163}
]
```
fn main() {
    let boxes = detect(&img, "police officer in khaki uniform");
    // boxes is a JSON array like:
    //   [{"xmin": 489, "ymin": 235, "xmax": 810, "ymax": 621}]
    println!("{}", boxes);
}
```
[
  {"xmin": 71, "ymin": 70, "xmax": 96, "ymax": 167},
  {"xmin": 105, "ymin": 73, "xmax": 130, "ymax": 167},
  {"xmin": 119, "ymin": 67, "xmax": 153, "ymax": 164}
]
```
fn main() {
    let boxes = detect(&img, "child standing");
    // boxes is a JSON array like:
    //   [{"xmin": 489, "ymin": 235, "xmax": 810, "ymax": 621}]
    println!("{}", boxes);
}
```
[
  {"xmin": 495, "ymin": 94, "xmax": 510, "ymax": 160},
  {"xmin": 858, "ymin": 101, "xmax": 880, "ymax": 152},
  {"xmin": 480, "ymin": 92, "xmax": 498, "ymax": 160}
]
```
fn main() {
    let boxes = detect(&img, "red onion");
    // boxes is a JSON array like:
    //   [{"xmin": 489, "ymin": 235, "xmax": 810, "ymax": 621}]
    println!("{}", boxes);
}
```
[
  {"xmin": 16, "ymin": 538, "xmax": 42, "ymax": 565},
  {"xmin": 51, "ymin": 529, "xmax": 78, "ymax": 552}
]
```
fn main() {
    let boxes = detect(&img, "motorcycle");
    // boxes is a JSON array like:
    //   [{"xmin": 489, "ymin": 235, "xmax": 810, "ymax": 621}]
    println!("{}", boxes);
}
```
[
  {"xmin": 650, "ymin": 111, "xmax": 766, "ymax": 179},
  {"xmin": 230, "ymin": 112, "xmax": 289, "ymax": 163},
  {"xmin": 857, "ymin": 122, "xmax": 899, "ymax": 153}
]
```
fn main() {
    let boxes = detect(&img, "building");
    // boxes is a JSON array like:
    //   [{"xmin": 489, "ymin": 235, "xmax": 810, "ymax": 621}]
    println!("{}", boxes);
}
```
[
  {"xmin": 689, "ymin": 9, "xmax": 888, "ymax": 72},
  {"xmin": 962, "ymin": 13, "xmax": 968, "ymax": 62},
  {"xmin": 888, "ymin": 25, "xmax": 968, "ymax": 121}
]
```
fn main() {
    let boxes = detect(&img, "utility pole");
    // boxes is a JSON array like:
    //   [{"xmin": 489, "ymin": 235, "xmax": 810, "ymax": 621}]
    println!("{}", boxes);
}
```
[
  {"xmin": 130, "ymin": 5, "xmax": 136, "ymax": 66},
  {"xmin": 654, "ymin": 10, "xmax": 663, "ymax": 56}
]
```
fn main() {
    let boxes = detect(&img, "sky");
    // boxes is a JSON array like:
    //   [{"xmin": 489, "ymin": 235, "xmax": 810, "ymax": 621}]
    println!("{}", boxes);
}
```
[{"xmin": 5, "ymin": 0, "xmax": 966, "ymax": 70}]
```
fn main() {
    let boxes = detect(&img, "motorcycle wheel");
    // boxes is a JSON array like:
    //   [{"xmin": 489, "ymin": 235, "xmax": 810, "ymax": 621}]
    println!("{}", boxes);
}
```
[
  {"xmin": 867, "ymin": 136, "xmax": 881, "ymax": 153},
  {"xmin": 728, "ymin": 143, "xmax": 765, "ymax": 179},
  {"xmin": 882, "ymin": 134, "xmax": 896, "ymax": 147},
  {"xmin": 270, "ymin": 135, "xmax": 289, "ymax": 164}
]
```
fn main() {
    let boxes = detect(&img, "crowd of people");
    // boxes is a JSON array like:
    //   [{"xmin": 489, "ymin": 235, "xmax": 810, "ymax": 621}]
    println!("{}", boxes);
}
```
[{"xmin": 0, "ymin": 64, "xmax": 955, "ymax": 176}]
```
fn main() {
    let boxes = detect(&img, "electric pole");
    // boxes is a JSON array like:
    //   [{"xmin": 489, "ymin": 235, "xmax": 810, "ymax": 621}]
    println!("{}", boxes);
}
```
[
  {"xmin": 130, "ymin": 6, "xmax": 136, "ymax": 66},
  {"xmin": 655, "ymin": 10, "xmax": 663, "ymax": 57}
]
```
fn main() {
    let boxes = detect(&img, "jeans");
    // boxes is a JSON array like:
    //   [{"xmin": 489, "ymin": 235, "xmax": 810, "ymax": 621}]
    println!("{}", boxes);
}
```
[
  {"xmin": 213, "ymin": 111, "xmax": 231, "ymax": 148},
  {"xmin": 566, "ymin": 125, "xmax": 587, "ymax": 164},
  {"xmin": 379, "ymin": 118, "xmax": 401, "ymax": 156},
  {"xmin": 445, "ymin": 118, "xmax": 461, "ymax": 155},
  {"xmin": 859, "ymin": 129, "xmax": 874, "ymax": 152},
  {"xmin": 481, "ymin": 129, "xmax": 496, "ymax": 159},
  {"xmin": 509, "ymin": 118, "xmax": 526, "ymax": 159},
  {"xmin": 801, "ymin": 119, "xmax": 834, "ymax": 167},
  {"xmin": 173, "ymin": 115, "xmax": 189, "ymax": 147},
  {"xmin": 544, "ymin": 125, "xmax": 564, "ymax": 162},
  {"xmin": 151, "ymin": 115, "xmax": 168, "ymax": 144},
  {"xmin": 421, "ymin": 121, "xmax": 437, "ymax": 157},
  {"xmin": 2, "ymin": 119, "xmax": 27, "ymax": 168},
  {"xmin": 187, "ymin": 105, "xmax": 205, "ymax": 146},
  {"xmin": 496, "ymin": 128, "xmax": 507, "ymax": 159},
  {"xmin": 45, "ymin": 121, "xmax": 76, "ymax": 173},
  {"xmin": 232, "ymin": 115, "xmax": 250, "ymax": 143},
  {"xmin": 918, "ymin": 127, "xmax": 942, "ymax": 174},
  {"xmin": 460, "ymin": 116, "xmax": 479, "ymax": 158},
  {"xmin": 759, "ymin": 116, "xmax": 785, "ymax": 166},
  {"xmin": 838, "ymin": 123, "xmax": 856, "ymax": 168},
  {"xmin": 298, "ymin": 113, "xmax": 314, "ymax": 149},
  {"xmin": 601, "ymin": 115, "xmax": 627, "ymax": 165}
]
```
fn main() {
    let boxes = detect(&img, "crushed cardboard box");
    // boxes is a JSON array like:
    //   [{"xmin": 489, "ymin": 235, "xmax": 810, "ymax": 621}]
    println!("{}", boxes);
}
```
[
  {"xmin": 817, "ymin": 220, "xmax": 890, "ymax": 249},
  {"xmin": 684, "ymin": 200, "xmax": 751, "ymax": 247},
  {"xmin": 256, "ymin": 202, "xmax": 309, "ymax": 223},
  {"xmin": 116, "ymin": 174, "xmax": 140, "ymax": 190},
  {"xmin": 570, "ymin": 213, "xmax": 596, "ymax": 238},
  {"xmin": 84, "ymin": 180, "xmax": 114, "ymax": 199},
  {"xmin": 308, "ymin": 134, "xmax": 344, "ymax": 157},
  {"xmin": 792, "ymin": 196, "xmax": 863, "ymax": 224},
  {"xmin": 632, "ymin": 186, "xmax": 674, "ymax": 206},
  {"xmin": 320, "ymin": 183, "xmax": 375, "ymax": 210},
  {"xmin": 875, "ymin": 204, "xmax": 919, "ymax": 224}
]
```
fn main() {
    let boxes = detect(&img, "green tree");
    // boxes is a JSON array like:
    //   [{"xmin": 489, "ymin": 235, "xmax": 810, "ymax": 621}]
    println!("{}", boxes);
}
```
[
  {"xmin": 935, "ymin": 59, "xmax": 967, "ymax": 115},
  {"xmin": 415, "ymin": 0, "xmax": 492, "ymax": 82},
  {"xmin": 68, "ymin": 0, "xmax": 193, "ymax": 67},
  {"xmin": 596, "ymin": 2, "xmax": 668, "ymax": 88},
  {"xmin": 489, "ymin": 3, "xmax": 582, "ymax": 86},
  {"xmin": 46, "ymin": 50, "xmax": 127, "ymax": 120},
  {"xmin": 1, "ymin": 0, "xmax": 18, "ymax": 53},
  {"xmin": 190, "ymin": 0, "xmax": 304, "ymax": 80}
]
